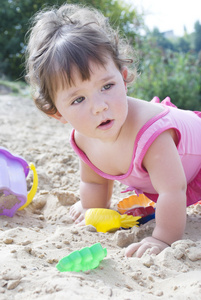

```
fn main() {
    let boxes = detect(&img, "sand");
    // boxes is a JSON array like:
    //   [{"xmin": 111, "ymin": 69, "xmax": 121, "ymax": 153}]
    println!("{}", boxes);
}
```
[{"xmin": 0, "ymin": 91, "xmax": 201, "ymax": 300}]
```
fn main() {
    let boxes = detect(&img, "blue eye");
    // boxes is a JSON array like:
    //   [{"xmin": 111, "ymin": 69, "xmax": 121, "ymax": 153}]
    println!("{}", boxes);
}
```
[
  {"xmin": 102, "ymin": 84, "xmax": 113, "ymax": 91},
  {"xmin": 72, "ymin": 97, "xmax": 85, "ymax": 104}
]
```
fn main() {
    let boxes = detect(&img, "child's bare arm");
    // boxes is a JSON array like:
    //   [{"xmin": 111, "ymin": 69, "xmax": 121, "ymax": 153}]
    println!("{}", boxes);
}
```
[
  {"xmin": 70, "ymin": 159, "xmax": 114, "ymax": 223},
  {"xmin": 125, "ymin": 130, "xmax": 187, "ymax": 257},
  {"xmin": 79, "ymin": 159, "xmax": 114, "ymax": 209}
]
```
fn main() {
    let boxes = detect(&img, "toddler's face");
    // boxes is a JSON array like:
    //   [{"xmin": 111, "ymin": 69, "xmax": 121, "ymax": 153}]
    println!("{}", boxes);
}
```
[{"xmin": 55, "ymin": 57, "xmax": 128, "ymax": 142}]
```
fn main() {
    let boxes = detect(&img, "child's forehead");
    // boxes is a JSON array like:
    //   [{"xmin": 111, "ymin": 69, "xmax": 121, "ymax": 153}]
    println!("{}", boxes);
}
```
[
  {"xmin": 71, "ymin": 60, "xmax": 107, "ymax": 80},
  {"xmin": 58, "ymin": 57, "xmax": 116, "ymax": 88}
]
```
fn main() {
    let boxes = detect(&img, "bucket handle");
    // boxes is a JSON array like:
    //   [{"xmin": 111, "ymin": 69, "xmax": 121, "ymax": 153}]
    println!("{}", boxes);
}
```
[{"xmin": 18, "ymin": 163, "xmax": 38, "ymax": 210}]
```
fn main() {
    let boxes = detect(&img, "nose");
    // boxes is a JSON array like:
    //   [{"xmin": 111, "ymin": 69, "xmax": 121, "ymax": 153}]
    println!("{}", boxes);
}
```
[{"xmin": 91, "ymin": 96, "xmax": 108, "ymax": 115}]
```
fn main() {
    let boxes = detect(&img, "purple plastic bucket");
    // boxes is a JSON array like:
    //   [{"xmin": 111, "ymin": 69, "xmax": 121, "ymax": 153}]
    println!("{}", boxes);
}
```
[{"xmin": 0, "ymin": 147, "xmax": 29, "ymax": 217}]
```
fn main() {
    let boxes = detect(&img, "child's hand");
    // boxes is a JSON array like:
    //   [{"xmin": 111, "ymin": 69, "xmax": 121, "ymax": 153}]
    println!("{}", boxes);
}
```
[
  {"xmin": 69, "ymin": 201, "xmax": 87, "ymax": 224},
  {"xmin": 125, "ymin": 236, "xmax": 169, "ymax": 258}
]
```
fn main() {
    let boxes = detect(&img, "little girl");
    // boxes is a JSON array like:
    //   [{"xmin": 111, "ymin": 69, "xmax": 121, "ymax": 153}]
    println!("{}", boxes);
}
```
[{"xmin": 26, "ymin": 3, "xmax": 201, "ymax": 258}]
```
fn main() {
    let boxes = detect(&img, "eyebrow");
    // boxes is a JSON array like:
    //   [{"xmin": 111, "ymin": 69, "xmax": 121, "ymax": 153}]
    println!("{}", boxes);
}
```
[
  {"xmin": 63, "ymin": 75, "xmax": 115, "ymax": 102},
  {"xmin": 66, "ymin": 89, "xmax": 81, "ymax": 100},
  {"xmin": 99, "ymin": 75, "xmax": 115, "ymax": 83}
]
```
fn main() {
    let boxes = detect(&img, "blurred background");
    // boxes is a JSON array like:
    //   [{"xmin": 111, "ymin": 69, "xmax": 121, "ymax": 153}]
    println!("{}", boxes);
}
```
[{"xmin": 0, "ymin": 0, "xmax": 201, "ymax": 109}]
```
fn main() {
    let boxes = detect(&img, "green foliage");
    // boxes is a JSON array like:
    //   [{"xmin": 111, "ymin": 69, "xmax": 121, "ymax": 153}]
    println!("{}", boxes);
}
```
[
  {"xmin": 0, "ymin": 79, "xmax": 29, "ymax": 96},
  {"xmin": 194, "ymin": 21, "xmax": 201, "ymax": 52},
  {"xmin": 131, "ymin": 36, "xmax": 201, "ymax": 110},
  {"xmin": 174, "ymin": 36, "xmax": 191, "ymax": 53},
  {"xmin": 148, "ymin": 28, "xmax": 175, "ymax": 51},
  {"xmin": 0, "ymin": 0, "xmax": 62, "ymax": 79},
  {"xmin": 69, "ymin": 0, "xmax": 142, "ymax": 39}
]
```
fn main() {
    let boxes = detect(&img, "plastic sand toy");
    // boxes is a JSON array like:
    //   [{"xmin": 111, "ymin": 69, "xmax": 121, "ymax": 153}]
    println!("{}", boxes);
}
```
[
  {"xmin": 194, "ymin": 200, "xmax": 201, "ymax": 205},
  {"xmin": 56, "ymin": 243, "xmax": 107, "ymax": 272},
  {"xmin": 0, "ymin": 147, "xmax": 38, "ymax": 217},
  {"xmin": 117, "ymin": 194, "xmax": 156, "ymax": 225},
  {"xmin": 85, "ymin": 208, "xmax": 141, "ymax": 233},
  {"xmin": 125, "ymin": 206, "xmax": 155, "ymax": 217},
  {"xmin": 125, "ymin": 206, "xmax": 155, "ymax": 225},
  {"xmin": 117, "ymin": 194, "xmax": 155, "ymax": 214}
]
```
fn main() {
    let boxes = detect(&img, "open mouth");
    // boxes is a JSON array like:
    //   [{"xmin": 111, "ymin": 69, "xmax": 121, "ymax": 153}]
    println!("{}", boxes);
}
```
[
  {"xmin": 98, "ymin": 119, "xmax": 114, "ymax": 130},
  {"xmin": 99, "ymin": 120, "xmax": 111, "ymax": 126}
]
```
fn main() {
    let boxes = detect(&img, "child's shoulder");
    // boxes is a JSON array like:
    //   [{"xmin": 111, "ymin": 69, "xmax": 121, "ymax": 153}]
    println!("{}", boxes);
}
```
[
  {"xmin": 127, "ymin": 97, "xmax": 165, "ymax": 133},
  {"xmin": 128, "ymin": 97, "xmax": 164, "ymax": 114}
]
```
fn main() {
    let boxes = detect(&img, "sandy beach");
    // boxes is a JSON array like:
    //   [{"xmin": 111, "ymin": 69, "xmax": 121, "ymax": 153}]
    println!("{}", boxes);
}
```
[{"xmin": 0, "ymin": 90, "xmax": 201, "ymax": 300}]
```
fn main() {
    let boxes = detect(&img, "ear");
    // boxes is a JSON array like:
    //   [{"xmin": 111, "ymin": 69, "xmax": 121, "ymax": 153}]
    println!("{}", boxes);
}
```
[
  {"xmin": 49, "ymin": 111, "xmax": 68, "ymax": 124},
  {"xmin": 121, "ymin": 67, "xmax": 128, "ymax": 90}
]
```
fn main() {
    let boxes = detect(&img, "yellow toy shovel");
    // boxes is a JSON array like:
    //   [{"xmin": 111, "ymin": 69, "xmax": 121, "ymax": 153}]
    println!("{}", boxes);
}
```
[{"xmin": 85, "ymin": 208, "xmax": 141, "ymax": 233}]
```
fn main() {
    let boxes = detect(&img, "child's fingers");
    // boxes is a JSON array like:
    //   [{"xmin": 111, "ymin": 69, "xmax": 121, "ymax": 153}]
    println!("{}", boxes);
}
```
[
  {"xmin": 135, "ymin": 243, "xmax": 153, "ymax": 258},
  {"xmin": 137, "ymin": 244, "xmax": 162, "ymax": 257},
  {"xmin": 125, "ymin": 236, "xmax": 169, "ymax": 258},
  {"xmin": 74, "ymin": 213, "xmax": 85, "ymax": 224},
  {"xmin": 124, "ymin": 242, "xmax": 142, "ymax": 257},
  {"xmin": 126, "ymin": 242, "xmax": 160, "ymax": 258},
  {"xmin": 69, "ymin": 201, "xmax": 82, "ymax": 220},
  {"xmin": 149, "ymin": 246, "xmax": 161, "ymax": 255},
  {"xmin": 75, "ymin": 219, "xmax": 85, "ymax": 226}
]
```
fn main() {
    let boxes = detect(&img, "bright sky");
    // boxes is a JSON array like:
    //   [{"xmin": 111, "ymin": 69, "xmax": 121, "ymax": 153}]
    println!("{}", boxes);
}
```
[{"xmin": 131, "ymin": 0, "xmax": 201, "ymax": 36}]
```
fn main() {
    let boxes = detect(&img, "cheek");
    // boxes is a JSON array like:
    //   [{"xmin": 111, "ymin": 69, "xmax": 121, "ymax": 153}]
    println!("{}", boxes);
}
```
[
  {"xmin": 67, "ymin": 109, "xmax": 89, "ymax": 126},
  {"xmin": 118, "ymin": 96, "xmax": 128, "ymax": 121},
  {"xmin": 116, "ymin": 91, "xmax": 128, "ymax": 111}
]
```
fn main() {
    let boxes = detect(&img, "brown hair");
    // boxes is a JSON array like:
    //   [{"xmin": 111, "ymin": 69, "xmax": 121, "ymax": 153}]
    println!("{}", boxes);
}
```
[{"xmin": 25, "ymin": 3, "xmax": 136, "ymax": 115}]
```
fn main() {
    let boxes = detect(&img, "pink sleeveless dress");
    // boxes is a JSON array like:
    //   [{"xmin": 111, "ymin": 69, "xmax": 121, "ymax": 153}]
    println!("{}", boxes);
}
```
[{"xmin": 70, "ymin": 97, "xmax": 201, "ymax": 207}]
